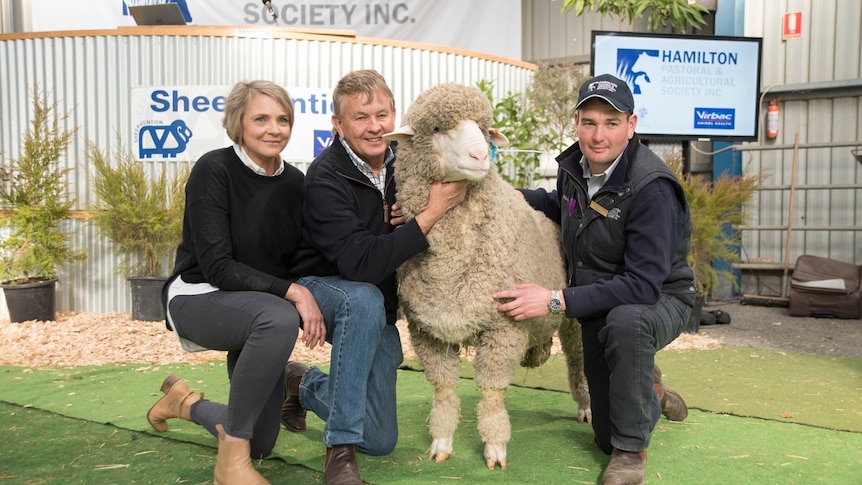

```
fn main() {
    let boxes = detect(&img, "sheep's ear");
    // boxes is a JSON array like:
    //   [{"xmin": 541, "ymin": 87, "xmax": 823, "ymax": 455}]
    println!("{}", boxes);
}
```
[
  {"xmin": 383, "ymin": 125, "xmax": 416, "ymax": 142},
  {"xmin": 489, "ymin": 128, "xmax": 509, "ymax": 147}
]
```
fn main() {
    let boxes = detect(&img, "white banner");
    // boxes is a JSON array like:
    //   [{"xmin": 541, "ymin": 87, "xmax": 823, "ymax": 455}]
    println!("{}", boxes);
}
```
[
  {"xmin": 30, "ymin": 0, "xmax": 522, "ymax": 61},
  {"xmin": 592, "ymin": 31, "xmax": 762, "ymax": 140},
  {"xmin": 131, "ymin": 86, "xmax": 334, "ymax": 163}
]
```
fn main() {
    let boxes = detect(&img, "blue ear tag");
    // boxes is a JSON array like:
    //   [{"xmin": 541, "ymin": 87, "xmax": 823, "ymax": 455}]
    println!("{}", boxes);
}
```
[{"xmin": 489, "ymin": 137, "xmax": 498, "ymax": 161}]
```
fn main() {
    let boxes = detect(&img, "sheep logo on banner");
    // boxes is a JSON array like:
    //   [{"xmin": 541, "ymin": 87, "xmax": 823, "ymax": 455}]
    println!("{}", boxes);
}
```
[{"xmin": 138, "ymin": 120, "xmax": 194, "ymax": 159}]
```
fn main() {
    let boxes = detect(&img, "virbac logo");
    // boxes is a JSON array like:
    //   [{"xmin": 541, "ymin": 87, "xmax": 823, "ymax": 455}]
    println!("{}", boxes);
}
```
[
  {"xmin": 314, "ymin": 130, "xmax": 334, "ymax": 156},
  {"xmin": 693, "ymin": 107, "xmax": 735, "ymax": 130}
]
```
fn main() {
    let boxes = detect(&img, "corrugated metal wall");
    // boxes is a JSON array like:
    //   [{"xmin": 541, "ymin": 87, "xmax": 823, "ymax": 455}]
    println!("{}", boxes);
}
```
[
  {"xmin": 521, "ymin": 0, "xmax": 716, "ymax": 64},
  {"xmin": 0, "ymin": 27, "xmax": 535, "ymax": 317},
  {"xmin": 734, "ymin": 1, "xmax": 862, "ymax": 295}
]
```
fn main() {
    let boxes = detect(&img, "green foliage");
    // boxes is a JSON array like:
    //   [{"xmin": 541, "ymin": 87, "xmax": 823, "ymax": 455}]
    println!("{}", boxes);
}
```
[
  {"xmin": 477, "ymin": 80, "xmax": 544, "ymax": 188},
  {"xmin": 526, "ymin": 64, "xmax": 587, "ymax": 153},
  {"xmin": 0, "ymin": 89, "xmax": 85, "ymax": 284},
  {"xmin": 667, "ymin": 157, "xmax": 759, "ymax": 297},
  {"xmin": 559, "ymin": 0, "xmax": 708, "ymax": 32},
  {"xmin": 87, "ymin": 140, "xmax": 188, "ymax": 277},
  {"xmin": 478, "ymin": 65, "xmax": 583, "ymax": 188}
]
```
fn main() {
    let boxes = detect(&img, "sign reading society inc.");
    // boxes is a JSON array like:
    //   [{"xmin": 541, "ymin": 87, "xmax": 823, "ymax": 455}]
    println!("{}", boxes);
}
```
[{"xmin": 131, "ymin": 86, "xmax": 335, "ymax": 164}]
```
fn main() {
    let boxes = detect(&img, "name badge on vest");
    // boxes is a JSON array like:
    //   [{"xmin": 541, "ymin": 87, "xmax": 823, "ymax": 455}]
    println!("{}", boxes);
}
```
[{"xmin": 589, "ymin": 200, "xmax": 609, "ymax": 217}]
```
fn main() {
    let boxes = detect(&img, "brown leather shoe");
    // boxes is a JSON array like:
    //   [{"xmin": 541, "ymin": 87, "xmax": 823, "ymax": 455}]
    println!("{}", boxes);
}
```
[
  {"xmin": 653, "ymin": 365, "xmax": 688, "ymax": 421},
  {"xmin": 601, "ymin": 448, "xmax": 646, "ymax": 485},
  {"xmin": 281, "ymin": 361, "xmax": 308, "ymax": 432},
  {"xmin": 324, "ymin": 444, "xmax": 363, "ymax": 485}
]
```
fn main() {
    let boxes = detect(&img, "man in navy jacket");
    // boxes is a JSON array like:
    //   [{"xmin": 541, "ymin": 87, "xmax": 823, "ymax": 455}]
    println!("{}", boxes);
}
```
[
  {"xmin": 495, "ymin": 74, "xmax": 695, "ymax": 485},
  {"xmin": 285, "ymin": 69, "xmax": 466, "ymax": 485}
]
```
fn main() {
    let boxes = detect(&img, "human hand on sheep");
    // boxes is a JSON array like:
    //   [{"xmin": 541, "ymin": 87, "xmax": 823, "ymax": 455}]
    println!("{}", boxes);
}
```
[
  {"xmin": 494, "ymin": 282, "xmax": 562, "ymax": 321},
  {"xmin": 414, "ymin": 180, "xmax": 468, "ymax": 234},
  {"xmin": 389, "ymin": 202, "xmax": 405, "ymax": 227},
  {"xmin": 286, "ymin": 283, "xmax": 327, "ymax": 349}
]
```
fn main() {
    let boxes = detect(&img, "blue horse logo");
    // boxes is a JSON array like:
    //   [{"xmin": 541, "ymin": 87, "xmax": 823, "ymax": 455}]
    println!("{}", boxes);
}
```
[{"xmin": 616, "ymin": 49, "xmax": 660, "ymax": 95}]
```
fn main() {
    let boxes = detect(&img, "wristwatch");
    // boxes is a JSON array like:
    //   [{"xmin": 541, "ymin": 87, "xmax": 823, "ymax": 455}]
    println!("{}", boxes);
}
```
[{"xmin": 548, "ymin": 290, "xmax": 562, "ymax": 315}]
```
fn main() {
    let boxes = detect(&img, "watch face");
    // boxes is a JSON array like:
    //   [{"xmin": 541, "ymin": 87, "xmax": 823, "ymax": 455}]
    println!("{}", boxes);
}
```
[{"xmin": 549, "ymin": 291, "xmax": 562, "ymax": 313}]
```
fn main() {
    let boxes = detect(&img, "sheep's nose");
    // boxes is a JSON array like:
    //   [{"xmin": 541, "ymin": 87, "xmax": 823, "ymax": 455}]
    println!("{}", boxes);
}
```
[{"xmin": 470, "ymin": 147, "xmax": 490, "ymax": 162}]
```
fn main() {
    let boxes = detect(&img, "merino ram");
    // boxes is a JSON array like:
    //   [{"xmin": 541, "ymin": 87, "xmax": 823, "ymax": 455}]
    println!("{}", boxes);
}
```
[{"xmin": 384, "ymin": 83, "xmax": 591, "ymax": 470}]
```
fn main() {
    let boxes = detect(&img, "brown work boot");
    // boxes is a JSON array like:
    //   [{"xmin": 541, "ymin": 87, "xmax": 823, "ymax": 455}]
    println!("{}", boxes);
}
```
[
  {"xmin": 281, "ymin": 361, "xmax": 308, "ymax": 432},
  {"xmin": 653, "ymin": 365, "xmax": 688, "ymax": 421},
  {"xmin": 601, "ymin": 448, "xmax": 646, "ymax": 485},
  {"xmin": 147, "ymin": 373, "xmax": 202, "ymax": 432},
  {"xmin": 324, "ymin": 444, "xmax": 363, "ymax": 485}
]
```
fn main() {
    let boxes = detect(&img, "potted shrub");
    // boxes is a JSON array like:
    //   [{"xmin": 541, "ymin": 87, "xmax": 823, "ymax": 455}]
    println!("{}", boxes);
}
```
[
  {"xmin": 0, "ymin": 89, "xmax": 86, "ymax": 322},
  {"xmin": 86, "ymin": 140, "xmax": 187, "ymax": 321},
  {"xmin": 668, "ymin": 157, "xmax": 760, "ymax": 332}
]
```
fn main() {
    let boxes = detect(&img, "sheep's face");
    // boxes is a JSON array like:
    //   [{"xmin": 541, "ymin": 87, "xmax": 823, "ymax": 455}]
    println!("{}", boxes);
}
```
[
  {"xmin": 385, "ymin": 119, "xmax": 508, "ymax": 183},
  {"xmin": 436, "ymin": 119, "xmax": 502, "ymax": 182},
  {"xmin": 384, "ymin": 83, "xmax": 509, "ymax": 182}
]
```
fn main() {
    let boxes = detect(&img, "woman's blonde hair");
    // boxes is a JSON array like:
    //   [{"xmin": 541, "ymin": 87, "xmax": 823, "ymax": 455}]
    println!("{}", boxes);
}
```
[{"xmin": 222, "ymin": 80, "xmax": 294, "ymax": 145}]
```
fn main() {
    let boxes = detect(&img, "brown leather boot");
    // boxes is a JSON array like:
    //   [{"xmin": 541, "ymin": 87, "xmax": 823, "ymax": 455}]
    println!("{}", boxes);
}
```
[
  {"xmin": 653, "ymin": 365, "xmax": 688, "ymax": 421},
  {"xmin": 601, "ymin": 449, "xmax": 646, "ymax": 485},
  {"xmin": 147, "ymin": 374, "xmax": 202, "ymax": 432},
  {"xmin": 324, "ymin": 444, "xmax": 363, "ymax": 485},
  {"xmin": 213, "ymin": 424, "xmax": 270, "ymax": 485},
  {"xmin": 281, "ymin": 361, "xmax": 308, "ymax": 432}
]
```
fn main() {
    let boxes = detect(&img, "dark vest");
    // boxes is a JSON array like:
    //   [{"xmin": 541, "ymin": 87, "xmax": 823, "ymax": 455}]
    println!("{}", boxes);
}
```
[{"xmin": 557, "ymin": 136, "xmax": 695, "ymax": 302}]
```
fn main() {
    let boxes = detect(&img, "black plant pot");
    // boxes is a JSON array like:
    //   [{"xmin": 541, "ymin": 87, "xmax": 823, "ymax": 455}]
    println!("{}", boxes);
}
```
[
  {"xmin": 1, "ymin": 279, "xmax": 57, "ymax": 323},
  {"xmin": 128, "ymin": 276, "xmax": 167, "ymax": 321}
]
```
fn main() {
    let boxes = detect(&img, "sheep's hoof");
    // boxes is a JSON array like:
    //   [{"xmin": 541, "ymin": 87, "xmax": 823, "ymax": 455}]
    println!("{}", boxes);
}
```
[
  {"xmin": 430, "ymin": 451, "xmax": 450, "ymax": 463},
  {"xmin": 484, "ymin": 443, "xmax": 508, "ymax": 470},
  {"xmin": 429, "ymin": 437, "xmax": 454, "ymax": 462},
  {"xmin": 578, "ymin": 406, "xmax": 593, "ymax": 424}
]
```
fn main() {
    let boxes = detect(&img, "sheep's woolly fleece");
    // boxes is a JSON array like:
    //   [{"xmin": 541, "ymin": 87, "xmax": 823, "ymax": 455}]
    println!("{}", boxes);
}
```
[{"xmin": 393, "ymin": 83, "xmax": 567, "ymax": 350}]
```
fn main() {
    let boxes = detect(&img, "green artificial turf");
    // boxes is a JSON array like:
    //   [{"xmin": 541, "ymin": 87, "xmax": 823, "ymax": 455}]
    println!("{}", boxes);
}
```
[
  {"xmin": 2, "ymin": 346, "xmax": 861, "ymax": 484},
  {"xmin": 404, "ymin": 345, "xmax": 862, "ymax": 433}
]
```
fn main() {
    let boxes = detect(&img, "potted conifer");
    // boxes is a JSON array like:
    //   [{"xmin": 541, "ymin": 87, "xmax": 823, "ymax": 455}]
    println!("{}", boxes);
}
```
[
  {"xmin": 0, "ymin": 89, "xmax": 86, "ymax": 322},
  {"xmin": 668, "ymin": 157, "xmax": 760, "ymax": 332},
  {"xmin": 86, "ymin": 140, "xmax": 187, "ymax": 321}
]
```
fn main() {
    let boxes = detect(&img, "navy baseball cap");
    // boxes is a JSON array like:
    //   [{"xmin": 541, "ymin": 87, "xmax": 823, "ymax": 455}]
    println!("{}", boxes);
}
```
[{"xmin": 575, "ymin": 74, "xmax": 634, "ymax": 113}]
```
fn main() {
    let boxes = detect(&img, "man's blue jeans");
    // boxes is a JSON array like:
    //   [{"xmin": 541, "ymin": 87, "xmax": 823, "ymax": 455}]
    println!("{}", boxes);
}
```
[{"xmin": 296, "ymin": 275, "xmax": 403, "ymax": 455}]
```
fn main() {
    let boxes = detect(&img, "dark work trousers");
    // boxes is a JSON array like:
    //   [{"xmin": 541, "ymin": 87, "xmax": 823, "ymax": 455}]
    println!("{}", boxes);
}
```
[
  {"xmin": 168, "ymin": 290, "xmax": 300, "ymax": 459},
  {"xmin": 579, "ymin": 294, "xmax": 690, "ymax": 455}
]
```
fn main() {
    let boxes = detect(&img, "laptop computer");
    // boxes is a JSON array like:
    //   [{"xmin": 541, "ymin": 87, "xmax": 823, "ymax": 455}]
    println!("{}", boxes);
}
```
[{"xmin": 129, "ymin": 3, "xmax": 188, "ymax": 26}]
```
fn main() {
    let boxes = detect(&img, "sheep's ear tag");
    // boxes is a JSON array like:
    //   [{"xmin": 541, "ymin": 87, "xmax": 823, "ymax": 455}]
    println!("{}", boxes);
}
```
[{"xmin": 488, "ymin": 128, "xmax": 508, "ymax": 161}]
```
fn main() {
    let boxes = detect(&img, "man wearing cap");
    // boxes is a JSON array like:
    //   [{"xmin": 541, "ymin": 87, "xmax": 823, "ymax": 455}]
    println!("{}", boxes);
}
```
[{"xmin": 494, "ymin": 73, "xmax": 696, "ymax": 485}]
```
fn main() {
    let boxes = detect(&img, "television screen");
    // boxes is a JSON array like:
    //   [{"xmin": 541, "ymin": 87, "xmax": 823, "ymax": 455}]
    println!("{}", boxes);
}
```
[{"xmin": 591, "ymin": 31, "xmax": 763, "ymax": 141}]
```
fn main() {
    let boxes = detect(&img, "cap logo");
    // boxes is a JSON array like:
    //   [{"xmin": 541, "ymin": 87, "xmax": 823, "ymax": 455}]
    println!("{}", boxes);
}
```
[{"xmin": 589, "ymin": 80, "xmax": 618, "ymax": 93}]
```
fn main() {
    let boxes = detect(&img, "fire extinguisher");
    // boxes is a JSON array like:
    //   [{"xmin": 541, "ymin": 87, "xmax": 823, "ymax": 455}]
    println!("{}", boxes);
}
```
[{"xmin": 766, "ymin": 99, "xmax": 779, "ymax": 139}]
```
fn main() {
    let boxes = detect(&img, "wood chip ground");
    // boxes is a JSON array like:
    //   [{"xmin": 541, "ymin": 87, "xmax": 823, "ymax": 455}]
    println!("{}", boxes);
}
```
[{"xmin": 0, "ymin": 313, "xmax": 721, "ymax": 368}]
